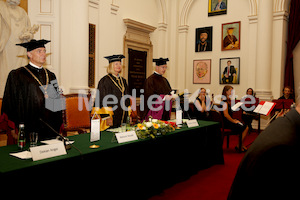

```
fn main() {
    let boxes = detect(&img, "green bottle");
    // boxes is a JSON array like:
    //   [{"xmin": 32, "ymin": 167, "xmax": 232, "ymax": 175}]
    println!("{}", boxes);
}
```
[{"xmin": 18, "ymin": 124, "xmax": 26, "ymax": 151}]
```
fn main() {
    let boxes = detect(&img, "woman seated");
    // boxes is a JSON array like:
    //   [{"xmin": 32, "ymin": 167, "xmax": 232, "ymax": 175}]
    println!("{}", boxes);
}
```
[
  {"xmin": 221, "ymin": 85, "xmax": 249, "ymax": 152},
  {"xmin": 194, "ymin": 88, "xmax": 210, "ymax": 120},
  {"xmin": 241, "ymin": 88, "xmax": 257, "ymax": 132}
]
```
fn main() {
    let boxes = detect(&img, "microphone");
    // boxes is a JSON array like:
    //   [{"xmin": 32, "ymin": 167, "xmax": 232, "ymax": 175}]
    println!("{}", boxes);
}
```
[{"xmin": 39, "ymin": 118, "xmax": 71, "ymax": 150}]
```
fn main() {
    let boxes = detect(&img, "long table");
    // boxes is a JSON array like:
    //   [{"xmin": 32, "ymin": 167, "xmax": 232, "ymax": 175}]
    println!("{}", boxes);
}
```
[{"xmin": 0, "ymin": 120, "xmax": 223, "ymax": 198}]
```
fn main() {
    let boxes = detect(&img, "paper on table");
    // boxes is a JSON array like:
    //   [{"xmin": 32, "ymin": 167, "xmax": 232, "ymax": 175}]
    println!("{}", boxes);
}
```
[
  {"xmin": 231, "ymin": 102, "xmax": 244, "ymax": 111},
  {"xmin": 10, "ymin": 151, "xmax": 32, "ymax": 159},
  {"xmin": 42, "ymin": 139, "xmax": 74, "ymax": 145}
]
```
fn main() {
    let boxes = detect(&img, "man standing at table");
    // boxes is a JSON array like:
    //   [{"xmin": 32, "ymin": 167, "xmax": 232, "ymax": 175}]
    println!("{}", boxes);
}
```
[
  {"xmin": 1, "ymin": 39, "xmax": 63, "ymax": 144},
  {"xmin": 142, "ymin": 58, "xmax": 173, "ymax": 121}
]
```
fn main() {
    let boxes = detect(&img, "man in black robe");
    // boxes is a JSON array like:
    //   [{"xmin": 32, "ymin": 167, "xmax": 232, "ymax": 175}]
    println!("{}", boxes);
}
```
[
  {"xmin": 1, "ymin": 39, "xmax": 63, "ymax": 144},
  {"xmin": 228, "ymin": 97, "xmax": 300, "ymax": 200},
  {"xmin": 142, "ymin": 58, "xmax": 173, "ymax": 120}
]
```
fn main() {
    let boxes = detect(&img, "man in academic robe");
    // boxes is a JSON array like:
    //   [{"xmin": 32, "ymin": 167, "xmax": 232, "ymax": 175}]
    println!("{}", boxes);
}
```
[
  {"xmin": 223, "ymin": 27, "xmax": 239, "ymax": 50},
  {"xmin": 93, "ymin": 54, "xmax": 130, "ymax": 129},
  {"xmin": 142, "ymin": 58, "xmax": 173, "ymax": 121},
  {"xmin": 227, "ymin": 96, "xmax": 300, "ymax": 200},
  {"xmin": 1, "ymin": 39, "xmax": 63, "ymax": 144}
]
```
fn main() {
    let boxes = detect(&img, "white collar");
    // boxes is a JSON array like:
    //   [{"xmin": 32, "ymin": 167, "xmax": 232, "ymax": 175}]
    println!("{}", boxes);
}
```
[
  {"xmin": 154, "ymin": 71, "xmax": 162, "ymax": 76},
  {"xmin": 29, "ymin": 62, "xmax": 43, "ymax": 69}
]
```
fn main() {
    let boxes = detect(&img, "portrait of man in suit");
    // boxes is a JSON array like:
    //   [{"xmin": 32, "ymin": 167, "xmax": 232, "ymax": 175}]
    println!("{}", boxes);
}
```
[{"xmin": 220, "ymin": 58, "xmax": 240, "ymax": 84}]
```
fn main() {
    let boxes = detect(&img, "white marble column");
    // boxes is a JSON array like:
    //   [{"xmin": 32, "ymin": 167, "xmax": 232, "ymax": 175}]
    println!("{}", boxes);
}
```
[
  {"xmin": 177, "ymin": 25, "xmax": 189, "ymax": 93},
  {"xmin": 60, "ymin": 0, "xmax": 89, "ymax": 94},
  {"xmin": 255, "ymin": 0, "xmax": 273, "ymax": 100},
  {"xmin": 271, "ymin": 10, "xmax": 289, "ymax": 98},
  {"xmin": 70, "ymin": 0, "xmax": 89, "ymax": 93}
]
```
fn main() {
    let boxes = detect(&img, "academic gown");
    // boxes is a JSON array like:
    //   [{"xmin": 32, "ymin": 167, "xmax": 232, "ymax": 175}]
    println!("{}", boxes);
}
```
[
  {"xmin": 1, "ymin": 64, "xmax": 63, "ymax": 143},
  {"xmin": 95, "ymin": 74, "xmax": 130, "ymax": 128},
  {"xmin": 228, "ymin": 108, "xmax": 300, "ymax": 200},
  {"xmin": 142, "ymin": 73, "xmax": 172, "ymax": 120}
]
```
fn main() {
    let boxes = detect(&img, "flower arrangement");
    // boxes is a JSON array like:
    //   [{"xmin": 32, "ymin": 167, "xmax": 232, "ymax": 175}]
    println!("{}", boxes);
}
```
[{"xmin": 135, "ymin": 117, "xmax": 175, "ymax": 139}]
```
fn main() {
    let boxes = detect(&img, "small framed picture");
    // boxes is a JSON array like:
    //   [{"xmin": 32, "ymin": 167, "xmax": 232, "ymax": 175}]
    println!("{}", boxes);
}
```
[
  {"xmin": 222, "ymin": 21, "xmax": 241, "ymax": 51},
  {"xmin": 219, "ymin": 57, "xmax": 240, "ymax": 84},
  {"xmin": 208, "ymin": 0, "xmax": 227, "ymax": 16},
  {"xmin": 193, "ymin": 59, "xmax": 211, "ymax": 84},
  {"xmin": 195, "ymin": 26, "xmax": 213, "ymax": 52}
]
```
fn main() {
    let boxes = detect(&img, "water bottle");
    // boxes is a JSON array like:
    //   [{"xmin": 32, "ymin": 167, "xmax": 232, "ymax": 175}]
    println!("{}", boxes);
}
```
[{"xmin": 18, "ymin": 124, "xmax": 26, "ymax": 151}]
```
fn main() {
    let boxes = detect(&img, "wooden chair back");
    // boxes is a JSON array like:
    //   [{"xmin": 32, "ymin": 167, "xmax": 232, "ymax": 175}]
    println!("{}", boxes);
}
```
[{"xmin": 62, "ymin": 94, "xmax": 91, "ymax": 135}]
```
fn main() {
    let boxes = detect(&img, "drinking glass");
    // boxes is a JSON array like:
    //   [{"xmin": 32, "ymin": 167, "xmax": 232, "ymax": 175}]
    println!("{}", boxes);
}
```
[{"xmin": 30, "ymin": 132, "xmax": 38, "ymax": 147}]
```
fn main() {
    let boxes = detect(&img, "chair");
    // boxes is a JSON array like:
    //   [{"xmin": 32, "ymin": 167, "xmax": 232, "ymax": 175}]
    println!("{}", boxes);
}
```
[
  {"xmin": 62, "ymin": 94, "xmax": 91, "ymax": 136},
  {"xmin": 208, "ymin": 109, "xmax": 242, "ymax": 152}
]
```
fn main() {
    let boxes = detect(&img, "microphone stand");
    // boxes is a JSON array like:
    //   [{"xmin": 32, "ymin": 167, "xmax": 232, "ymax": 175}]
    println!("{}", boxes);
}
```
[{"xmin": 39, "ymin": 118, "xmax": 71, "ymax": 150}]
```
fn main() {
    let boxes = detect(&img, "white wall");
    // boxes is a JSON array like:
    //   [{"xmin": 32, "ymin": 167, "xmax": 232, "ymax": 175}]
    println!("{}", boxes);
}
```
[
  {"xmin": 185, "ymin": 0, "xmax": 250, "ymax": 98},
  {"xmin": 96, "ymin": 0, "xmax": 160, "ymax": 88},
  {"xmin": 25, "ymin": 0, "xmax": 291, "ymax": 100}
]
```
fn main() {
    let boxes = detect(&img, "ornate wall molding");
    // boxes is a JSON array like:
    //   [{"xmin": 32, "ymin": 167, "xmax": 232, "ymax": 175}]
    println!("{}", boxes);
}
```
[
  {"xmin": 273, "ymin": 0, "xmax": 289, "ymax": 13},
  {"xmin": 89, "ymin": 0, "xmax": 99, "ymax": 9},
  {"xmin": 123, "ymin": 18, "xmax": 156, "ymax": 80},
  {"xmin": 179, "ymin": 0, "xmax": 194, "ymax": 28},
  {"xmin": 157, "ymin": 0, "xmax": 167, "ymax": 25},
  {"xmin": 111, "ymin": 4, "xmax": 119, "ymax": 15},
  {"xmin": 249, "ymin": 0, "xmax": 258, "ymax": 16},
  {"xmin": 158, "ymin": 22, "xmax": 167, "ymax": 31}
]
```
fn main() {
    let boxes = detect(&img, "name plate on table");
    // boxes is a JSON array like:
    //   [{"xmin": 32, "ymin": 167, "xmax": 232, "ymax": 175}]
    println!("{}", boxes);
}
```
[
  {"xmin": 30, "ymin": 141, "xmax": 67, "ymax": 161},
  {"xmin": 115, "ymin": 131, "xmax": 138, "ymax": 144},
  {"xmin": 186, "ymin": 119, "xmax": 199, "ymax": 128}
]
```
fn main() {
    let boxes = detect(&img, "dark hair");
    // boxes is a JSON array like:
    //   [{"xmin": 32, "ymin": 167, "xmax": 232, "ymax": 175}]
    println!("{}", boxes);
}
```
[
  {"xmin": 282, "ymin": 86, "xmax": 292, "ymax": 93},
  {"xmin": 246, "ymin": 88, "xmax": 254, "ymax": 95},
  {"xmin": 222, "ymin": 85, "xmax": 233, "ymax": 102}
]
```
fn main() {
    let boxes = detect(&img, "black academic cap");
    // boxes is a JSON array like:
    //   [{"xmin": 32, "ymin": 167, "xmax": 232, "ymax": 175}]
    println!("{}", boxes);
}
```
[
  {"xmin": 153, "ymin": 57, "xmax": 169, "ymax": 66},
  {"xmin": 16, "ymin": 39, "xmax": 50, "ymax": 52},
  {"xmin": 104, "ymin": 54, "xmax": 125, "ymax": 63}
]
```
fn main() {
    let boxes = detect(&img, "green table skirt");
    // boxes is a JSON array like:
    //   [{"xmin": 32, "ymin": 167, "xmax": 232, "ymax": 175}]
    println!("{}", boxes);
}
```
[{"xmin": 0, "ymin": 120, "xmax": 224, "ymax": 198}]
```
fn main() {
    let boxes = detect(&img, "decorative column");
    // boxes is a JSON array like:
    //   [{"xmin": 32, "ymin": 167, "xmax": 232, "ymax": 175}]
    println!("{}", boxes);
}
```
[
  {"xmin": 247, "ymin": 15, "xmax": 258, "ymax": 89},
  {"xmin": 271, "ymin": 6, "xmax": 289, "ymax": 98},
  {"xmin": 69, "ymin": 0, "xmax": 89, "ymax": 93},
  {"xmin": 255, "ymin": 0, "xmax": 273, "ymax": 100},
  {"xmin": 177, "ymin": 25, "xmax": 189, "ymax": 93}
]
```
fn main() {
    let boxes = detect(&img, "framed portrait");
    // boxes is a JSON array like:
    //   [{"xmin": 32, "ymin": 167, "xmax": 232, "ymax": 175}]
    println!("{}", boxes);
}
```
[
  {"xmin": 219, "ymin": 57, "xmax": 240, "ymax": 84},
  {"xmin": 222, "ymin": 21, "xmax": 241, "ymax": 51},
  {"xmin": 193, "ymin": 59, "xmax": 211, "ymax": 84},
  {"xmin": 208, "ymin": 0, "xmax": 227, "ymax": 16},
  {"xmin": 195, "ymin": 26, "xmax": 213, "ymax": 52}
]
